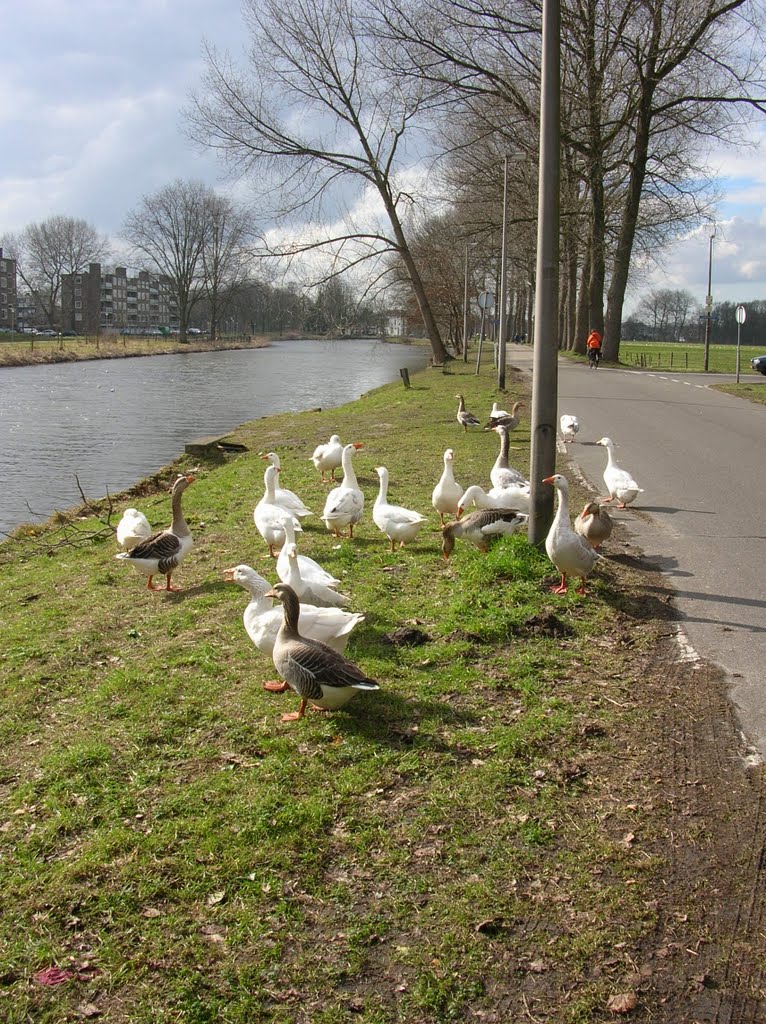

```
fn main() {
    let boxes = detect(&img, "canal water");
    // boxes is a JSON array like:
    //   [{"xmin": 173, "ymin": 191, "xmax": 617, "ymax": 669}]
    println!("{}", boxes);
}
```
[{"xmin": 0, "ymin": 338, "xmax": 430, "ymax": 538}]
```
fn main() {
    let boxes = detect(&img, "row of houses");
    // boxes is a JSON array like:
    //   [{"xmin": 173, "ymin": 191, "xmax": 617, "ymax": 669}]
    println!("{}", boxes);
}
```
[{"xmin": 0, "ymin": 251, "xmax": 179, "ymax": 334}]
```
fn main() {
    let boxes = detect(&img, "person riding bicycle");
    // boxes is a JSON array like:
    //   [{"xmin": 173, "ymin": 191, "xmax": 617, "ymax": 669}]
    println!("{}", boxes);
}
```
[{"xmin": 586, "ymin": 329, "xmax": 602, "ymax": 367}]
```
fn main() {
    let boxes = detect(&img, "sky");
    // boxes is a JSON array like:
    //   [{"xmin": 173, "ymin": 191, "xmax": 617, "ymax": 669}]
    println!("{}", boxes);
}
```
[{"xmin": 2, "ymin": 0, "xmax": 766, "ymax": 316}]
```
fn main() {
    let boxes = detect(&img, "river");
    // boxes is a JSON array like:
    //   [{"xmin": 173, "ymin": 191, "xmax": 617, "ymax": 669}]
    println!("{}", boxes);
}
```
[{"xmin": 0, "ymin": 338, "xmax": 430, "ymax": 538}]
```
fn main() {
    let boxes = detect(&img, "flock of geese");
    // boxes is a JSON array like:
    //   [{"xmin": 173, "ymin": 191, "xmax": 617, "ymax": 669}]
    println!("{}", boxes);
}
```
[{"xmin": 112, "ymin": 396, "xmax": 643, "ymax": 722}]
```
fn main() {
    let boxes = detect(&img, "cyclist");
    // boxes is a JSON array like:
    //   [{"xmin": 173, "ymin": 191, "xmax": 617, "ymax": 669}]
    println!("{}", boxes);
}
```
[{"xmin": 586, "ymin": 329, "xmax": 602, "ymax": 368}]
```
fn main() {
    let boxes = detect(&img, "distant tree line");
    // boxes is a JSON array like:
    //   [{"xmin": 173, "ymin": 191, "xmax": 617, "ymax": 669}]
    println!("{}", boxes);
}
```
[
  {"xmin": 622, "ymin": 288, "xmax": 766, "ymax": 345},
  {"xmin": 2, "ymin": 205, "xmax": 388, "ymax": 340}
]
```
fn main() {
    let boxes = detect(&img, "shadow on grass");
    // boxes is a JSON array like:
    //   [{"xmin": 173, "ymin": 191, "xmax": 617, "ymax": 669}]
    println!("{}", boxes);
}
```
[{"xmin": 328, "ymin": 688, "xmax": 483, "ymax": 750}]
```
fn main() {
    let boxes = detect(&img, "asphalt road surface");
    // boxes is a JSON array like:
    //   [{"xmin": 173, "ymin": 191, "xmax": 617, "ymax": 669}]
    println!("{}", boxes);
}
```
[{"xmin": 512, "ymin": 347, "xmax": 766, "ymax": 757}]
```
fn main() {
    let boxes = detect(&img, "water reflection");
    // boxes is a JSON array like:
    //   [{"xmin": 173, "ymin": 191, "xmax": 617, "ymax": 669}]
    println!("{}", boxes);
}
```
[{"xmin": 0, "ymin": 338, "xmax": 430, "ymax": 536}]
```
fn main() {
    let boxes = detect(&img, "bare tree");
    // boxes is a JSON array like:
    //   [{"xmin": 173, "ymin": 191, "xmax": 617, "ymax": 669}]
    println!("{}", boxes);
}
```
[
  {"xmin": 3, "ymin": 217, "xmax": 110, "ymax": 330},
  {"xmin": 201, "ymin": 196, "xmax": 255, "ymax": 339},
  {"xmin": 185, "ymin": 0, "xmax": 451, "ymax": 363},
  {"xmin": 122, "ymin": 180, "xmax": 212, "ymax": 341},
  {"xmin": 635, "ymin": 287, "xmax": 696, "ymax": 341}
]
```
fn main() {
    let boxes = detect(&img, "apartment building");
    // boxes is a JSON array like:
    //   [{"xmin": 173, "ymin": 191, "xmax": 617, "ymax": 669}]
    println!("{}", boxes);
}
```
[
  {"xmin": 62, "ymin": 264, "xmax": 179, "ymax": 334},
  {"xmin": 0, "ymin": 247, "xmax": 18, "ymax": 330}
]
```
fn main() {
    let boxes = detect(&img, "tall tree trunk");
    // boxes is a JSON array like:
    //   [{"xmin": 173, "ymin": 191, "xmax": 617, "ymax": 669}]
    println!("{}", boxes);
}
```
[
  {"xmin": 574, "ymin": 244, "xmax": 591, "ymax": 354},
  {"xmin": 383, "ymin": 195, "xmax": 449, "ymax": 363},
  {"xmin": 603, "ymin": 93, "xmax": 654, "ymax": 362}
]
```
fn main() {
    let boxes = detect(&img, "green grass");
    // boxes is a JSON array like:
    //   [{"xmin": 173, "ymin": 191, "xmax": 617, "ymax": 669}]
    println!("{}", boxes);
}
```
[
  {"xmin": 713, "ymin": 380, "xmax": 766, "ymax": 404},
  {"xmin": 0, "ymin": 359, "xmax": 687, "ymax": 1021},
  {"xmin": 617, "ymin": 340, "xmax": 764, "ymax": 373}
]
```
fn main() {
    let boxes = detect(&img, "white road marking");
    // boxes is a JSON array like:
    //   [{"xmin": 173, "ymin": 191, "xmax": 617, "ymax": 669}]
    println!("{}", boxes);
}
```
[{"xmin": 674, "ymin": 627, "xmax": 701, "ymax": 667}]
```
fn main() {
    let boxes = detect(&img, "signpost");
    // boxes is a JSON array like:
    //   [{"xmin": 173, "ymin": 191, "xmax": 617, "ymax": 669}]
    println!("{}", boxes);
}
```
[{"xmin": 736, "ymin": 304, "xmax": 746, "ymax": 384}]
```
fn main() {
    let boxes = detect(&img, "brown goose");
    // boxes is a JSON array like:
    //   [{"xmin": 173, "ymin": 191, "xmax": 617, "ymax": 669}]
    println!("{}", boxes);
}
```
[
  {"xmin": 115, "ymin": 473, "xmax": 195, "ymax": 591},
  {"xmin": 265, "ymin": 583, "xmax": 380, "ymax": 721},
  {"xmin": 574, "ymin": 500, "xmax": 613, "ymax": 550},
  {"xmin": 486, "ymin": 400, "xmax": 523, "ymax": 431},
  {"xmin": 441, "ymin": 507, "xmax": 527, "ymax": 559},
  {"xmin": 455, "ymin": 394, "xmax": 481, "ymax": 432}
]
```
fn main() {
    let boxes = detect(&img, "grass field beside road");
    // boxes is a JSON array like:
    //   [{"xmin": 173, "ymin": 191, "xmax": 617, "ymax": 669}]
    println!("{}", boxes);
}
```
[{"xmin": 618, "ymin": 340, "xmax": 764, "ymax": 373}]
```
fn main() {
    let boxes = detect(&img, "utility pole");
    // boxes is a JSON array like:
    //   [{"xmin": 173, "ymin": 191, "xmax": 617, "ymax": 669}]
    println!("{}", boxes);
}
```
[
  {"xmin": 497, "ymin": 155, "xmax": 509, "ymax": 391},
  {"xmin": 463, "ymin": 244, "xmax": 470, "ymax": 363},
  {"xmin": 703, "ymin": 225, "xmax": 716, "ymax": 372},
  {"xmin": 528, "ymin": 0, "xmax": 560, "ymax": 545}
]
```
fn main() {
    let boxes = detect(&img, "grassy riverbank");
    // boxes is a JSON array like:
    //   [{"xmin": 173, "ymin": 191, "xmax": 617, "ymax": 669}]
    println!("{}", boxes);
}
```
[
  {"xmin": 1, "ymin": 361, "xmax": 763, "ymax": 1022},
  {"xmin": 0, "ymin": 334, "xmax": 277, "ymax": 367}
]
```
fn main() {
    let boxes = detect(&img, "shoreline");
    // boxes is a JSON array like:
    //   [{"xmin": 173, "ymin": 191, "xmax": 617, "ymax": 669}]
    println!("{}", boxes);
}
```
[
  {"xmin": 0, "ymin": 335, "xmax": 273, "ymax": 368},
  {"xmin": 0, "ymin": 333, "xmax": 427, "ymax": 369}
]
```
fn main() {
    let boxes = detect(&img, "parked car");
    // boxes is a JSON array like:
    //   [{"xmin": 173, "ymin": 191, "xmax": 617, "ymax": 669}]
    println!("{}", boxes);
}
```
[
  {"xmin": 751, "ymin": 355, "xmax": 766, "ymax": 375},
  {"xmin": 38, "ymin": 329, "xmax": 57, "ymax": 337},
  {"xmin": 187, "ymin": 327, "xmax": 202, "ymax": 335}
]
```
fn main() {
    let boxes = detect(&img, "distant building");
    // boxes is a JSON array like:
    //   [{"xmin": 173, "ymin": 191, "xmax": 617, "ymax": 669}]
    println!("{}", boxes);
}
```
[
  {"xmin": 16, "ymin": 292, "xmax": 40, "ymax": 333},
  {"xmin": 61, "ymin": 263, "xmax": 179, "ymax": 334},
  {"xmin": 386, "ymin": 313, "xmax": 410, "ymax": 337},
  {"xmin": 0, "ymin": 247, "xmax": 18, "ymax": 331}
]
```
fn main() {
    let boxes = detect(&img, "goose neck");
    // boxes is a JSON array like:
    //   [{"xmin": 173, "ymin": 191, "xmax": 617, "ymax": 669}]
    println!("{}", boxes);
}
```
[
  {"xmin": 171, "ymin": 482, "xmax": 190, "ymax": 537},
  {"xmin": 341, "ymin": 451, "xmax": 359, "ymax": 488}
]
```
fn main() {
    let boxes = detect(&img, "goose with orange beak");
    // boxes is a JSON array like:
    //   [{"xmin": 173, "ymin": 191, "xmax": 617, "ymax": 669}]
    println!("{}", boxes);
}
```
[{"xmin": 542, "ymin": 474, "xmax": 601, "ymax": 595}]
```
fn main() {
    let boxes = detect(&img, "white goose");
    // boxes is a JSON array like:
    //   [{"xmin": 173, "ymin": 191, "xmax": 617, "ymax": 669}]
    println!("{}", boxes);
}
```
[
  {"xmin": 373, "ymin": 466, "xmax": 428, "ymax": 550},
  {"xmin": 254, "ymin": 464, "xmax": 302, "ymax": 557},
  {"xmin": 441, "ymin": 507, "xmax": 527, "ymax": 558},
  {"xmin": 115, "ymin": 474, "xmax": 195, "ymax": 591},
  {"xmin": 223, "ymin": 565, "xmax": 365, "ymax": 695},
  {"xmin": 281, "ymin": 543, "xmax": 352, "ymax": 608},
  {"xmin": 543, "ymin": 473, "xmax": 601, "ymax": 594},
  {"xmin": 310, "ymin": 434, "xmax": 344, "ymax": 483},
  {"xmin": 260, "ymin": 452, "xmax": 312, "ymax": 517},
  {"xmin": 116, "ymin": 507, "xmax": 152, "ymax": 551},
  {"xmin": 560, "ymin": 414, "xmax": 580, "ymax": 443},
  {"xmin": 574, "ymin": 500, "xmax": 613, "ymax": 550},
  {"xmin": 431, "ymin": 448, "xmax": 464, "ymax": 525},
  {"xmin": 321, "ymin": 442, "xmax": 365, "ymax": 537},
  {"xmin": 490, "ymin": 424, "xmax": 528, "ymax": 489},
  {"xmin": 458, "ymin": 483, "xmax": 530, "ymax": 516},
  {"xmin": 276, "ymin": 514, "xmax": 341, "ymax": 589},
  {"xmin": 596, "ymin": 437, "xmax": 643, "ymax": 508}
]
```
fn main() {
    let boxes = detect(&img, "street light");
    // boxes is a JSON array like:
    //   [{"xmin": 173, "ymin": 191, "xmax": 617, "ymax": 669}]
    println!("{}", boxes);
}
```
[
  {"xmin": 497, "ymin": 152, "xmax": 525, "ymax": 390},
  {"xmin": 498, "ymin": 155, "xmax": 510, "ymax": 390},
  {"xmin": 703, "ymin": 224, "xmax": 716, "ymax": 372},
  {"xmin": 463, "ymin": 243, "xmax": 470, "ymax": 362},
  {"xmin": 528, "ymin": 0, "xmax": 560, "ymax": 545}
]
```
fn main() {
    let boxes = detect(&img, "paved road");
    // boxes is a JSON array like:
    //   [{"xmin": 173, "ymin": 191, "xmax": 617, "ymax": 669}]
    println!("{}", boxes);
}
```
[{"xmin": 511, "ymin": 347, "xmax": 766, "ymax": 756}]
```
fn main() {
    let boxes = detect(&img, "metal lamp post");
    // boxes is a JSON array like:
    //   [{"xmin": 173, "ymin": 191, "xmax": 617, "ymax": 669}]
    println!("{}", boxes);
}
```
[
  {"xmin": 463, "ymin": 244, "xmax": 470, "ymax": 363},
  {"xmin": 498, "ymin": 156, "xmax": 510, "ymax": 390},
  {"xmin": 703, "ymin": 225, "xmax": 716, "ymax": 372},
  {"xmin": 528, "ymin": 0, "xmax": 560, "ymax": 545}
]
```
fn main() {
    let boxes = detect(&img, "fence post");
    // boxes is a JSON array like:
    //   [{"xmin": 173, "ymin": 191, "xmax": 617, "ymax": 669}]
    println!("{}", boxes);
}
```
[{"xmin": 399, "ymin": 367, "xmax": 411, "ymax": 389}]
